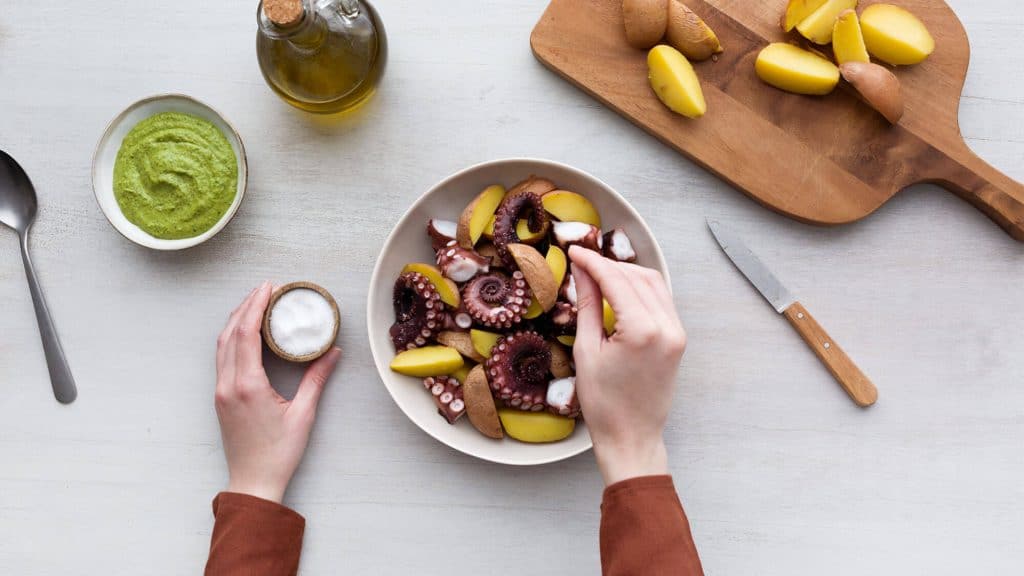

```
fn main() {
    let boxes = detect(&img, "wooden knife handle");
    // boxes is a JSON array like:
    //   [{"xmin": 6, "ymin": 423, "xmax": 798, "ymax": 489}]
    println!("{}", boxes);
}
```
[{"xmin": 783, "ymin": 302, "xmax": 877, "ymax": 407}]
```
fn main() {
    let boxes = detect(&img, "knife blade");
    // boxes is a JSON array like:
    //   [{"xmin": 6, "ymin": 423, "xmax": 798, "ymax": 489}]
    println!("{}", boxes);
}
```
[{"xmin": 707, "ymin": 220, "xmax": 878, "ymax": 407}]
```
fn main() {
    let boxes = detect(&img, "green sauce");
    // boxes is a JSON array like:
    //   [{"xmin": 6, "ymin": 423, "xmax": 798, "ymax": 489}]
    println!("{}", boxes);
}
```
[{"xmin": 113, "ymin": 112, "xmax": 238, "ymax": 240}]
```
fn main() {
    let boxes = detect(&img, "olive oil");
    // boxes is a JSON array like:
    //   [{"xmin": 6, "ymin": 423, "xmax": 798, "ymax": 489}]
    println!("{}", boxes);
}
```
[{"xmin": 257, "ymin": 0, "xmax": 386, "ymax": 114}]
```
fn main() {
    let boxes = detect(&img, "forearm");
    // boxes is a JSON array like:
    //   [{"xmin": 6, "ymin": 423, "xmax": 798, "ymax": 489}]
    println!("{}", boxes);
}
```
[
  {"xmin": 599, "ymin": 476, "xmax": 704, "ymax": 576},
  {"xmin": 205, "ymin": 492, "xmax": 306, "ymax": 576}
]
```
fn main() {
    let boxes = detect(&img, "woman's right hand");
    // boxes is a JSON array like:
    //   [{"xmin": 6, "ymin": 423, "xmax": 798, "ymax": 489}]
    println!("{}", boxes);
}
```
[{"xmin": 568, "ymin": 246, "xmax": 688, "ymax": 486}]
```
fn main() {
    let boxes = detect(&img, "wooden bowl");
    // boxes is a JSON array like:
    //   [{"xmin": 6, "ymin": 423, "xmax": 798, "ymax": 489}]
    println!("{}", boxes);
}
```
[{"xmin": 262, "ymin": 282, "xmax": 340, "ymax": 363}]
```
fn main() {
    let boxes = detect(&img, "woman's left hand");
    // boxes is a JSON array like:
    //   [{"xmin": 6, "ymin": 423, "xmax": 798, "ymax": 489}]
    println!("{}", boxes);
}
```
[{"xmin": 214, "ymin": 282, "xmax": 342, "ymax": 504}]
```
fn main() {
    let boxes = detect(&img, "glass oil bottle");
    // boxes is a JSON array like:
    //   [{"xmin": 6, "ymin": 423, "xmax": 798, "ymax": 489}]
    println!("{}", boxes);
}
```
[{"xmin": 256, "ymin": 0, "xmax": 387, "ymax": 114}]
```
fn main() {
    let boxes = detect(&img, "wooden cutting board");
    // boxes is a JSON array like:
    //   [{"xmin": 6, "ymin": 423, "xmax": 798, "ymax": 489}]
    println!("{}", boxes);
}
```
[{"xmin": 531, "ymin": 0, "xmax": 1024, "ymax": 241}]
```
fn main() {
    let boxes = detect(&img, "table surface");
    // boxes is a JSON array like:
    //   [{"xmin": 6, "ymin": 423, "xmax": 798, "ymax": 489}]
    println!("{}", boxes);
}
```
[{"xmin": 2, "ymin": 1, "xmax": 1022, "ymax": 574}]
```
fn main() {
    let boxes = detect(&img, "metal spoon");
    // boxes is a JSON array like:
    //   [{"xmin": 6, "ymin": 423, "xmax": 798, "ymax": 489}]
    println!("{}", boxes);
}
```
[{"xmin": 0, "ymin": 150, "xmax": 77, "ymax": 404}]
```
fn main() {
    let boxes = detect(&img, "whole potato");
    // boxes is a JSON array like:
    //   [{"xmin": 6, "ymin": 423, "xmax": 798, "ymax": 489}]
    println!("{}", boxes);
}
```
[{"xmin": 623, "ymin": 0, "xmax": 668, "ymax": 49}]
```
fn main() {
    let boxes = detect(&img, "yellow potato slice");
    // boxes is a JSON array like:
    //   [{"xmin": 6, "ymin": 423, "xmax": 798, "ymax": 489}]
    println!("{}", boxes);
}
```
[
  {"xmin": 781, "ymin": 0, "xmax": 828, "ymax": 32},
  {"xmin": 556, "ymin": 335, "xmax": 576, "ymax": 347},
  {"xmin": 647, "ymin": 44, "xmax": 706, "ymax": 119},
  {"xmin": 755, "ymin": 43, "xmax": 840, "ymax": 96},
  {"xmin": 795, "ymin": 0, "xmax": 857, "ymax": 44},
  {"xmin": 541, "ymin": 191, "xmax": 602, "ymax": 228},
  {"xmin": 545, "ymin": 245, "xmax": 567, "ymax": 288},
  {"xmin": 401, "ymin": 263, "xmax": 461, "ymax": 308},
  {"xmin": 390, "ymin": 346, "xmax": 464, "ymax": 378},
  {"xmin": 457, "ymin": 184, "xmax": 505, "ymax": 248},
  {"xmin": 859, "ymin": 4, "xmax": 934, "ymax": 65},
  {"xmin": 470, "ymin": 329, "xmax": 502, "ymax": 359},
  {"xmin": 498, "ymin": 409, "xmax": 576, "ymax": 443},
  {"xmin": 833, "ymin": 9, "xmax": 870, "ymax": 64}
]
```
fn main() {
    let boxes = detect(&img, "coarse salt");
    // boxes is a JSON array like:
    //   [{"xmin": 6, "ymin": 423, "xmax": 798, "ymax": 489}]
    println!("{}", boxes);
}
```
[{"xmin": 269, "ymin": 288, "xmax": 336, "ymax": 357}]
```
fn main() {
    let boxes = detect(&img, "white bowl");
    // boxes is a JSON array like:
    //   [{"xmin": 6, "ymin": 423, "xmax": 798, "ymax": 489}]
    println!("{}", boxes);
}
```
[
  {"xmin": 367, "ymin": 158, "xmax": 670, "ymax": 465},
  {"xmin": 92, "ymin": 94, "xmax": 248, "ymax": 250}
]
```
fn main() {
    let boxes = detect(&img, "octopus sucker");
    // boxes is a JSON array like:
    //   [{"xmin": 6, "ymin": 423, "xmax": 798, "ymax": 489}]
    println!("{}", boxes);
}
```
[
  {"xmin": 462, "ymin": 271, "xmax": 532, "ymax": 329},
  {"xmin": 484, "ymin": 332, "xmax": 552, "ymax": 411},
  {"xmin": 389, "ymin": 272, "xmax": 443, "ymax": 350},
  {"xmin": 492, "ymin": 191, "xmax": 550, "ymax": 267}
]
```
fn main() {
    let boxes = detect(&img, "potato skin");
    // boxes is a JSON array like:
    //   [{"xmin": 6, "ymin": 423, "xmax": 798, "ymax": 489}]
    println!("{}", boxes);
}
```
[
  {"xmin": 623, "ymin": 0, "xmax": 669, "ymax": 49},
  {"xmin": 665, "ymin": 0, "xmax": 722, "ymax": 61}
]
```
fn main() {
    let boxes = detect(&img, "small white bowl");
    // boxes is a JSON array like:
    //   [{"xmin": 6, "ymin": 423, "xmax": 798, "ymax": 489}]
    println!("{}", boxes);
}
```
[
  {"xmin": 367, "ymin": 158, "xmax": 670, "ymax": 466},
  {"xmin": 92, "ymin": 94, "xmax": 248, "ymax": 250}
]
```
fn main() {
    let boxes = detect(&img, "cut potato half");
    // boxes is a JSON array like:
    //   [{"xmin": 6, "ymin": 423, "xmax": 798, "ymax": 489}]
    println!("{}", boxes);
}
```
[
  {"xmin": 647, "ymin": 44, "xmax": 707, "ymax": 119},
  {"xmin": 782, "ymin": 0, "xmax": 828, "ymax": 32},
  {"xmin": 755, "ymin": 42, "xmax": 840, "ymax": 96},
  {"xmin": 859, "ymin": 3, "xmax": 934, "ymax": 65},
  {"xmin": 832, "ymin": 9, "xmax": 870, "ymax": 65},
  {"xmin": 795, "ymin": 0, "xmax": 857, "ymax": 44}
]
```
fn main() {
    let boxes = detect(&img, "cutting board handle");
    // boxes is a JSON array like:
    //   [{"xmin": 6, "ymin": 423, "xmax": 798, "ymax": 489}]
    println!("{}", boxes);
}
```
[{"xmin": 922, "ymin": 142, "xmax": 1024, "ymax": 241}]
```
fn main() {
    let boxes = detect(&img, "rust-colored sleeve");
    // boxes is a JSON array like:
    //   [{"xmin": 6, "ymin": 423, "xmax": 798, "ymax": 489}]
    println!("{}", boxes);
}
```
[
  {"xmin": 600, "ymin": 475, "xmax": 704, "ymax": 576},
  {"xmin": 204, "ymin": 492, "xmax": 305, "ymax": 576}
]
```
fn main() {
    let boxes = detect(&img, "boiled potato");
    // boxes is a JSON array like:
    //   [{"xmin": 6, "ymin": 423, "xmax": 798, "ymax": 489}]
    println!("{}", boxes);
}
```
[
  {"xmin": 499, "ymin": 409, "xmax": 576, "ymax": 443},
  {"xmin": 456, "ymin": 184, "xmax": 505, "ymax": 248},
  {"xmin": 859, "ymin": 4, "xmax": 934, "ymax": 65},
  {"xmin": 781, "ymin": 0, "xmax": 828, "ymax": 32},
  {"xmin": 832, "ymin": 9, "xmax": 870, "ymax": 64},
  {"xmin": 665, "ymin": 0, "xmax": 722, "ymax": 61},
  {"xmin": 755, "ymin": 42, "xmax": 839, "ymax": 96},
  {"xmin": 542, "ymin": 191, "xmax": 602, "ymax": 228},
  {"xmin": 401, "ymin": 263, "xmax": 460, "ymax": 307},
  {"xmin": 470, "ymin": 329, "xmax": 502, "ymax": 359},
  {"xmin": 390, "ymin": 346, "xmax": 464, "ymax": 378},
  {"xmin": 796, "ymin": 0, "xmax": 857, "ymax": 44},
  {"xmin": 623, "ymin": 0, "xmax": 669, "ymax": 49},
  {"xmin": 647, "ymin": 44, "xmax": 706, "ymax": 118}
]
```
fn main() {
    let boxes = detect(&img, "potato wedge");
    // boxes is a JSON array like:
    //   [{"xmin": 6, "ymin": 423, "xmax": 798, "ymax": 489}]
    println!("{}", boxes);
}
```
[
  {"xmin": 470, "ymin": 329, "xmax": 502, "ymax": 359},
  {"xmin": 390, "ymin": 346, "xmax": 464, "ymax": 378},
  {"xmin": 549, "ymin": 342, "xmax": 573, "ymax": 379},
  {"xmin": 622, "ymin": 0, "xmax": 669, "ymax": 49},
  {"xmin": 832, "ymin": 9, "xmax": 869, "ymax": 64},
  {"xmin": 665, "ymin": 0, "xmax": 722, "ymax": 61},
  {"xmin": 840, "ymin": 61, "xmax": 904, "ymax": 124},
  {"xmin": 436, "ymin": 331, "xmax": 486, "ymax": 362},
  {"xmin": 499, "ymin": 410, "xmax": 576, "ymax": 443},
  {"xmin": 456, "ymin": 184, "xmax": 505, "ymax": 248},
  {"xmin": 795, "ymin": 0, "xmax": 857, "ymax": 45},
  {"xmin": 401, "ymin": 263, "xmax": 461, "ymax": 308},
  {"xmin": 647, "ymin": 44, "xmax": 706, "ymax": 118},
  {"xmin": 755, "ymin": 42, "xmax": 839, "ymax": 96},
  {"xmin": 859, "ymin": 3, "xmax": 934, "ymax": 65},
  {"xmin": 545, "ymin": 245, "xmax": 568, "ymax": 288},
  {"xmin": 542, "ymin": 191, "xmax": 602, "ymax": 228},
  {"xmin": 781, "ymin": 0, "xmax": 828, "ymax": 32},
  {"xmin": 464, "ymin": 365, "xmax": 503, "ymax": 439},
  {"xmin": 507, "ymin": 243, "xmax": 559, "ymax": 312}
]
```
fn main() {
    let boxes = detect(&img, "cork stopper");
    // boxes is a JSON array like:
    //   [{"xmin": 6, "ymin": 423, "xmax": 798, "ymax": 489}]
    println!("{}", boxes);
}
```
[{"xmin": 263, "ymin": 0, "xmax": 304, "ymax": 27}]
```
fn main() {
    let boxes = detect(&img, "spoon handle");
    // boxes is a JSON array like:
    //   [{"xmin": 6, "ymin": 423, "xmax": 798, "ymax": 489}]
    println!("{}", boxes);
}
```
[{"xmin": 20, "ymin": 233, "xmax": 77, "ymax": 404}]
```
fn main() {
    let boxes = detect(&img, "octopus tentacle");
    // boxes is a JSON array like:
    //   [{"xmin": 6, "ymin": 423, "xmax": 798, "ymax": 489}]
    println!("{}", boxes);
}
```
[
  {"xmin": 423, "ymin": 375, "xmax": 466, "ymax": 424},
  {"xmin": 462, "ymin": 271, "xmax": 531, "ymax": 329},
  {"xmin": 485, "ymin": 331, "xmax": 552, "ymax": 411},
  {"xmin": 389, "ymin": 272, "xmax": 443, "ymax": 350},
  {"xmin": 492, "ymin": 191, "xmax": 550, "ymax": 266}
]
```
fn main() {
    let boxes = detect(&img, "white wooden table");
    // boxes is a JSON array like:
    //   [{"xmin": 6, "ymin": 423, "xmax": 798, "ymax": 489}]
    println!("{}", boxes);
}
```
[{"xmin": 2, "ymin": 1, "xmax": 1022, "ymax": 574}]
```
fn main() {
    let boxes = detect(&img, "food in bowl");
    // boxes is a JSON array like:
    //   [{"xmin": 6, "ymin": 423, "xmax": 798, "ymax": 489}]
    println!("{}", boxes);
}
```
[
  {"xmin": 113, "ymin": 111, "xmax": 238, "ymax": 239},
  {"xmin": 386, "ymin": 175, "xmax": 645, "ymax": 444}
]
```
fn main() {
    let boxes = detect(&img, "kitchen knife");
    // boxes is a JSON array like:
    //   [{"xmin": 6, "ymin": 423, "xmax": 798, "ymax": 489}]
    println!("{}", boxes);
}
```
[{"xmin": 707, "ymin": 220, "xmax": 877, "ymax": 407}]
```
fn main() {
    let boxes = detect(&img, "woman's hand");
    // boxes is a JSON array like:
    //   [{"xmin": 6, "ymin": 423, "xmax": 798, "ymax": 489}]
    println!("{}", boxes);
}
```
[
  {"xmin": 568, "ymin": 247, "xmax": 687, "ymax": 486},
  {"xmin": 214, "ymin": 282, "xmax": 342, "ymax": 504}
]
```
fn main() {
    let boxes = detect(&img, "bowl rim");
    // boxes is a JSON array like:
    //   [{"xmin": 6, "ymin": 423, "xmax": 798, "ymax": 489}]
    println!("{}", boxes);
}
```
[
  {"xmin": 91, "ymin": 93, "xmax": 249, "ymax": 251},
  {"xmin": 366, "ymin": 157, "xmax": 671, "ymax": 465}
]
